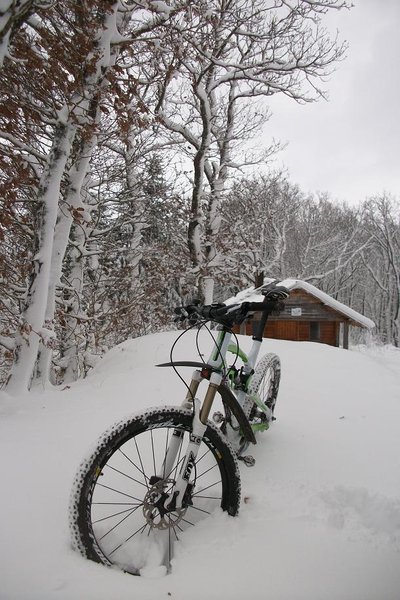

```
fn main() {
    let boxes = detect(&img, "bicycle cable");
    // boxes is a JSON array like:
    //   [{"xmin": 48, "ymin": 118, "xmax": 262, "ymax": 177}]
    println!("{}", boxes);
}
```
[
  {"xmin": 168, "ymin": 310, "xmax": 244, "ymax": 410},
  {"xmin": 169, "ymin": 319, "xmax": 209, "ymax": 407},
  {"xmin": 197, "ymin": 322, "xmax": 242, "ymax": 377},
  {"xmin": 198, "ymin": 323, "xmax": 227, "ymax": 375}
]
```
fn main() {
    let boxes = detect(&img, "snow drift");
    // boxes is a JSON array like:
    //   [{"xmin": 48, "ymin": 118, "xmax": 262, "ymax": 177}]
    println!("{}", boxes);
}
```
[{"xmin": 1, "ymin": 331, "xmax": 399, "ymax": 600}]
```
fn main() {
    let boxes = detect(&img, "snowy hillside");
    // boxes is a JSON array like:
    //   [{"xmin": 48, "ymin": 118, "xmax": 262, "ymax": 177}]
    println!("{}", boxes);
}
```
[{"xmin": 1, "ymin": 331, "xmax": 400, "ymax": 600}]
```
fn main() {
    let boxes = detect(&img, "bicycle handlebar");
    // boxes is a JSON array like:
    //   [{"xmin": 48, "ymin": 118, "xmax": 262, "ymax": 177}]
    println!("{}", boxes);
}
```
[{"xmin": 175, "ymin": 285, "xmax": 290, "ymax": 328}]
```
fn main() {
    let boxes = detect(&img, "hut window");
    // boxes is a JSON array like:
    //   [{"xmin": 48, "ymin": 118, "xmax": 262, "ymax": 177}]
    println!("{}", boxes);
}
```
[{"xmin": 310, "ymin": 322, "xmax": 320, "ymax": 341}]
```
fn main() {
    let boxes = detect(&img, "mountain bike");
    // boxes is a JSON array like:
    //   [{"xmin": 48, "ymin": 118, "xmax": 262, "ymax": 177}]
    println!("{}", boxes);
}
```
[{"xmin": 69, "ymin": 282, "xmax": 289, "ymax": 576}]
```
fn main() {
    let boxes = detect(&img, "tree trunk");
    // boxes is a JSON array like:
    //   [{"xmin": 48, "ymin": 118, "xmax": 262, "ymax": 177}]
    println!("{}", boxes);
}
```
[
  {"xmin": 34, "ymin": 132, "xmax": 95, "ymax": 386},
  {"xmin": 61, "ymin": 223, "xmax": 86, "ymax": 383},
  {"xmin": 6, "ymin": 120, "xmax": 77, "ymax": 393}
]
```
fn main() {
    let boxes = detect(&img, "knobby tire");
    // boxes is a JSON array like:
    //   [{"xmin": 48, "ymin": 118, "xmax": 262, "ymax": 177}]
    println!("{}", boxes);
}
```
[{"xmin": 69, "ymin": 407, "xmax": 240, "ymax": 575}]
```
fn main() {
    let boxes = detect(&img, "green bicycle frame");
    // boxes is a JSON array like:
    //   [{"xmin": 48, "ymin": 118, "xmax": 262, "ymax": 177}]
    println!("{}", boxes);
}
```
[{"xmin": 223, "ymin": 337, "xmax": 270, "ymax": 434}]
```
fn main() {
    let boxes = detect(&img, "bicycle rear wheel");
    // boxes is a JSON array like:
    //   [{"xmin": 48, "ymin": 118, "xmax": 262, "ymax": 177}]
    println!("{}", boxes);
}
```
[
  {"xmin": 247, "ymin": 353, "xmax": 281, "ymax": 420},
  {"xmin": 69, "ymin": 407, "xmax": 240, "ymax": 575}
]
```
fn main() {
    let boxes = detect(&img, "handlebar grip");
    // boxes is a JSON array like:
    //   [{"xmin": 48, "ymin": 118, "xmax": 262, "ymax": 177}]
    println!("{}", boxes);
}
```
[{"xmin": 202, "ymin": 303, "xmax": 230, "ymax": 320}]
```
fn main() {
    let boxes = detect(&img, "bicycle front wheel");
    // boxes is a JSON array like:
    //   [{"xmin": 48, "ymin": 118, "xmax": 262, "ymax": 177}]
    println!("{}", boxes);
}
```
[{"xmin": 69, "ymin": 407, "xmax": 240, "ymax": 575}]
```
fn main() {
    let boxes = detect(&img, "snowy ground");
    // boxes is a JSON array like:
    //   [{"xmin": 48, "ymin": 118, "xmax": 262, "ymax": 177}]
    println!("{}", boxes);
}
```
[{"xmin": 1, "ymin": 331, "xmax": 400, "ymax": 600}]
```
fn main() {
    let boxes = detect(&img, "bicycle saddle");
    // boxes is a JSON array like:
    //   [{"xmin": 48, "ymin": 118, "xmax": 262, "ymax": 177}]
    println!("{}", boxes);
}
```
[{"xmin": 260, "ymin": 283, "xmax": 290, "ymax": 301}]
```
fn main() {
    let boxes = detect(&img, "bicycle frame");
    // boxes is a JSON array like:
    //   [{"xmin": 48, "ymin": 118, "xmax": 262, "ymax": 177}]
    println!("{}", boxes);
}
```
[{"xmin": 156, "ymin": 309, "xmax": 271, "ymax": 511}]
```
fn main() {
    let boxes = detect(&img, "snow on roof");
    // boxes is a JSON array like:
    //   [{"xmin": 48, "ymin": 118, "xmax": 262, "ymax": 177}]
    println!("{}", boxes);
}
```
[{"xmin": 225, "ymin": 278, "xmax": 375, "ymax": 330}]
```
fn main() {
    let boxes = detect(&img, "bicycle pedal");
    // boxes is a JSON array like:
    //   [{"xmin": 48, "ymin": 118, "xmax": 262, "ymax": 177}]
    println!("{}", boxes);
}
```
[
  {"xmin": 255, "ymin": 410, "xmax": 268, "ymax": 422},
  {"xmin": 238, "ymin": 455, "xmax": 256, "ymax": 467}
]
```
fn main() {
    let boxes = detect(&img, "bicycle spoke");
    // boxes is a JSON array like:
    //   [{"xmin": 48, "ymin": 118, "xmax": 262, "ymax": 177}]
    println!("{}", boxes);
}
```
[
  {"xmin": 168, "ymin": 518, "xmax": 180, "ymax": 541},
  {"xmin": 191, "ymin": 494, "xmax": 221, "ymax": 500},
  {"xmin": 133, "ymin": 437, "xmax": 149, "ymax": 490},
  {"xmin": 195, "ymin": 448, "xmax": 211, "ymax": 465},
  {"xmin": 178, "ymin": 515, "xmax": 195, "ymax": 526},
  {"xmin": 109, "ymin": 522, "xmax": 148, "ymax": 556},
  {"xmin": 192, "ymin": 480, "xmax": 222, "ymax": 496},
  {"xmin": 104, "ymin": 463, "xmax": 148, "ymax": 488},
  {"xmin": 165, "ymin": 453, "xmax": 185, "ymax": 481},
  {"xmin": 168, "ymin": 512, "xmax": 183, "ymax": 532},
  {"xmin": 99, "ymin": 505, "xmax": 141, "ymax": 540},
  {"xmin": 118, "ymin": 448, "xmax": 149, "ymax": 485},
  {"xmin": 173, "ymin": 520, "xmax": 184, "ymax": 533},
  {"xmin": 195, "ymin": 462, "xmax": 218, "ymax": 480},
  {"xmin": 162, "ymin": 428, "xmax": 170, "ymax": 479},
  {"xmin": 150, "ymin": 430, "xmax": 157, "ymax": 476},
  {"xmin": 168, "ymin": 520, "xmax": 172, "ymax": 571},
  {"xmin": 92, "ymin": 501, "xmax": 139, "ymax": 506},
  {"xmin": 93, "ymin": 506, "xmax": 139, "ymax": 525},
  {"xmin": 188, "ymin": 504, "xmax": 211, "ymax": 515},
  {"xmin": 96, "ymin": 482, "xmax": 143, "ymax": 503}
]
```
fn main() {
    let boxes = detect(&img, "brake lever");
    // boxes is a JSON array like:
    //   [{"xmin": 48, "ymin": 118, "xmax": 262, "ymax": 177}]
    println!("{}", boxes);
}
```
[{"xmin": 173, "ymin": 305, "xmax": 200, "ymax": 324}]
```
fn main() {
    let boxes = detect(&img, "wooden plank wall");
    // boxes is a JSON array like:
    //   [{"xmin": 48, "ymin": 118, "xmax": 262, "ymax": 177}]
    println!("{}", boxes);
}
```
[
  {"xmin": 268, "ymin": 289, "xmax": 343, "ymax": 322},
  {"xmin": 263, "ymin": 320, "xmax": 338, "ymax": 346},
  {"xmin": 237, "ymin": 289, "xmax": 344, "ymax": 346}
]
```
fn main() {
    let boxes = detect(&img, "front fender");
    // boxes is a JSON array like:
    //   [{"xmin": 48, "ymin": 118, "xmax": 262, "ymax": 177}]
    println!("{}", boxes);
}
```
[{"xmin": 156, "ymin": 360, "xmax": 218, "ymax": 371}]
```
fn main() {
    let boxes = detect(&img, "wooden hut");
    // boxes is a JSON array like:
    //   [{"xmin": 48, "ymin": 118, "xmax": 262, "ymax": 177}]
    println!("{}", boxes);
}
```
[{"xmin": 231, "ymin": 279, "xmax": 375, "ymax": 349}]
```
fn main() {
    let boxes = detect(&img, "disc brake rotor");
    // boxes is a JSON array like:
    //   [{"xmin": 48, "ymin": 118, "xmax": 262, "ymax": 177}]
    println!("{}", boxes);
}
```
[{"xmin": 142, "ymin": 479, "xmax": 187, "ymax": 530}]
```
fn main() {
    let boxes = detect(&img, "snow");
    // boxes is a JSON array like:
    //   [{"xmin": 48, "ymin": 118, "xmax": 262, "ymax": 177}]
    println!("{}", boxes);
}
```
[
  {"xmin": 1, "ymin": 331, "xmax": 400, "ymax": 599},
  {"xmin": 149, "ymin": 1, "xmax": 171, "ymax": 16}
]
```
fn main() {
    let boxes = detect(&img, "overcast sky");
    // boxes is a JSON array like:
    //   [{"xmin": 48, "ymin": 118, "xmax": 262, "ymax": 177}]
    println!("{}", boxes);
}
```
[{"xmin": 265, "ymin": 0, "xmax": 400, "ymax": 206}]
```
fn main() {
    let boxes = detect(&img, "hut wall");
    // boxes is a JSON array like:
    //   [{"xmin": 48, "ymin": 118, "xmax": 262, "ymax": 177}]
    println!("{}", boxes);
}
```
[{"xmin": 238, "ymin": 289, "xmax": 344, "ymax": 346}]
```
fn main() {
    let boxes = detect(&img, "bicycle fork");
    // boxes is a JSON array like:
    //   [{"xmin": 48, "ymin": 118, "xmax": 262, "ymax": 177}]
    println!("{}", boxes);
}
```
[{"xmin": 158, "ymin": 370, "xmax": 222, "ymax": 512}]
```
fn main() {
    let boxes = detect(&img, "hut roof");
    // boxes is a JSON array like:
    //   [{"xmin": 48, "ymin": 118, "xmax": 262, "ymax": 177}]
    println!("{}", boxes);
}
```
[{"xmin": 225, "ymin": 278, "xmax": 375, "ymax": 330}]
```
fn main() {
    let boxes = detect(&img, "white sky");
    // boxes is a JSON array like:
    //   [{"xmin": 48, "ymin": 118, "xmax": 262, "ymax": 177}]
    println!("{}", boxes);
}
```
[{"xmin": 265, "ymin": 0, "xmax": 400, "ymax": 206}]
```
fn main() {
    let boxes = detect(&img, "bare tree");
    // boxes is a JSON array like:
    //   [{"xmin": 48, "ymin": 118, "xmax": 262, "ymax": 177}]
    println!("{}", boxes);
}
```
[
  {"xmin": 0, "ymin": 0, "xmax": 54, "ymax": 68},
  {"xmin": 220, "ymin": 175, "xmax": 371, "ymax": 308},
  {"xmin": 155, "ymin": 0, "xmax": 349, "ymax": 302},
  {"xmin": 361, "ymin": 195, "xmax": 400, "ymax": 346},
  {"xmin": 2, "ymin": 0, "xmax": 185, "ymax": 392}
]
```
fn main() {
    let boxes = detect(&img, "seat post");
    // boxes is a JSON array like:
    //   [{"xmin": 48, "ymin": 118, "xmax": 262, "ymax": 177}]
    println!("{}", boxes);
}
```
[{"xmin": 252, "ymin": 307, "xmax": 271, "ymax": 342}]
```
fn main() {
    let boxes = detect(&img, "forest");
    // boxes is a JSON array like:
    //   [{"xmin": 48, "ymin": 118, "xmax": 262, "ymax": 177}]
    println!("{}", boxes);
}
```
[{"xmin": 1, "ymin": 0, "xmax": 399, "ymax": 391}]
